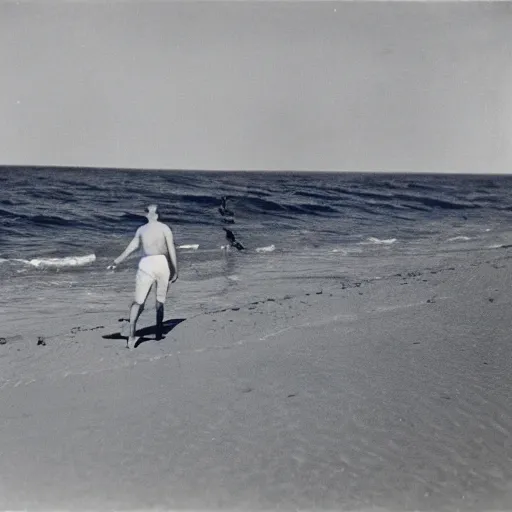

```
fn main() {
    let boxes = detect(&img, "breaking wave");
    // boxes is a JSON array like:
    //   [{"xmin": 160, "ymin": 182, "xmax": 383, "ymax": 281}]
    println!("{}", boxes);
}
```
[
  {"xmin": 256, "ymin": 245, "xmax": 276, "ymax": 253},
  {"xmin": 0, "ymin": 254, "xmax": 97, "ymax": 268},
  {"xmin": 361, "ymin": 237, "xmax": 398, "ymax": 245}
]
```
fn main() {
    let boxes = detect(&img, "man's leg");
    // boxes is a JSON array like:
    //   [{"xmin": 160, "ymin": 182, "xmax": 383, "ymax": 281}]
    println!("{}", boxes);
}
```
[
  {"xmin": 155, "ymin": 256, "xmax": 171, "ymax": 341},
  {"xmin": 128, "ymin": 301, "xmax": 144, "ymax": 348},
  {"xmin": 155, "ymin": 301, "xmax": 164, "ymax": 340},
  {"xmin": 130, "ymin": 268, "xmax": 153, "ymax": 348}
]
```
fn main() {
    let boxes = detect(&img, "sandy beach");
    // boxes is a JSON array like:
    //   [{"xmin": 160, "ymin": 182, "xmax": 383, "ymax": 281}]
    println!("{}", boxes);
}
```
[
  {"xmin": 1, "ymin": 245, "xmax": 511, "ymax": 511},
  {"xmin": 2, "ymin": 0, "xmax": 512, "ymax": 506}
]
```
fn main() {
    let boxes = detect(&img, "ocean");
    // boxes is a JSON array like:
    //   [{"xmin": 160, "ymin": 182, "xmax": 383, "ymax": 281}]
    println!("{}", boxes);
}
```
[{"xmin": 2, "ymin": 167, "xmax": 512, "ymax": 338}]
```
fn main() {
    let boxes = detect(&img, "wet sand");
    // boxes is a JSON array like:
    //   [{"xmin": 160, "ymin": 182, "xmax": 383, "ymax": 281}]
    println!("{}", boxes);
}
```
[{"xmin": 1, "ymin": 248, "xmax": 512, "ymax": 510}]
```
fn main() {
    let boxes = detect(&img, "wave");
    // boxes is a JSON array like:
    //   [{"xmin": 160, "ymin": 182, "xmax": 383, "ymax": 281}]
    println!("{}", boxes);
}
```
[
  {"xmin": 0, "ymin": 208, "xmax": 99, "ymax": 231},
  {"xmin": 178, "ymin": 244, "xmax": 199, "ymax": 250},
  {"xmin": 29, "ymin": 254, "xmax": 96, "ymax": 268},
  {"xmin": 0, "ymin": 257, "xmax": 28, "ymax": 264},
  {"xmin": 3, "ymin": 169, "xmax": 512, "ymax": 263},
  {"xmin": 488, "ymin": 243, "xmax": 512, "ymax": 249},
  {"xmin": 0, "ymin": 254, "xmax": 96, "ymax": 268},
  {"xmin": 256, "ymin": 244, "xmax": 276, "ymax": 253},
  {"xmin": 360, "ymin": 237, "xmax": 397, "ymax": 245},
  {"xmin": 447, "ymin": 236, "xmax": 471, "ymax": 242}
]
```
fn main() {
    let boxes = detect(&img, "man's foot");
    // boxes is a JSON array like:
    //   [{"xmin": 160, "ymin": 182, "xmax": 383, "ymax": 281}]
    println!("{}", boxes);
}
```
[{"xmin": 127, "ymin": 336, "xmax": 139, "ymax": 349}]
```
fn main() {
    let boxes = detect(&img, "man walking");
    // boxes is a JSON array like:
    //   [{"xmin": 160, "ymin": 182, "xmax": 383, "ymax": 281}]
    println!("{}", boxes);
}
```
[{"xmin": 108, "ymin": 205, "xmax": 178, "ymax": 348}]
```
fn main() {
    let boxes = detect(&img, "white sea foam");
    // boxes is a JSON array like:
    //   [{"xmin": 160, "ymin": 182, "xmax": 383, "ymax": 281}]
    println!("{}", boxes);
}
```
[
  {"xmin": 0, "ymin": 258, "xmax": 27, "ymax": 264},
  {"xmin": 1, "ymin": 254, "xmax": 97, "ymax": 268},
  {"xmin": 447, "ymin": 236, "xmax": 471, "ymax": 242},
  {"xmin": 29, "ymin": 254, "xmax": 96, "ymax": 268},
  {"xmin": 361, "ymin": 237, "xmax": 397, "ymax": 245},
  {"xmin": 256, "ymin": 244, "xmax": 276, "ymax": 253},
  {"xmin": 331, "ymin": 246, "xmax": 363, "ymax": 255},
  {"xmin": 178, "ymin": 244, "xmax": 199, "ymax": 250}
]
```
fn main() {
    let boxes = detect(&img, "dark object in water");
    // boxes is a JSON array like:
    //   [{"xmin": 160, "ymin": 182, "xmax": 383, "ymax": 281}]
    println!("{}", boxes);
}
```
[
  {"xmin": 219, "ymin": 196, "xmax": 234, "ymax": 217},
  {"xmin": 224, "ymin": 227, "xmax": 236, "ymax": 243},
  {"xmin": 223, "ymin": 228, "xmax": 245, "ymax": 250}
]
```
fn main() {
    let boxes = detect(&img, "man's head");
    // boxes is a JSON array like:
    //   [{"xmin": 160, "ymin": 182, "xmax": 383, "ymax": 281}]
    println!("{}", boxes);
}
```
[{"xmin": 145, "ymin": 204, "xmax": 159, "ymax": 221}]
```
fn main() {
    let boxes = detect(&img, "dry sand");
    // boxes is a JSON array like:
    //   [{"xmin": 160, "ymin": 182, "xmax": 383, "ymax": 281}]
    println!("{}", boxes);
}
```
[{"xmin": 1, "ymin": 248, "xmax": 512, "ymax": 511}]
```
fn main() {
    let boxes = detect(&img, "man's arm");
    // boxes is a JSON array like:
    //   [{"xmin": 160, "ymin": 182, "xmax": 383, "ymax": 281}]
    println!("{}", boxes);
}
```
[
  {"xmin": 109, "ymin": 229, "xmax": 141, "ymax": 268},
  {"xmin": 165, "ymin": 227, "xmax": 178, "ymax": 281}
]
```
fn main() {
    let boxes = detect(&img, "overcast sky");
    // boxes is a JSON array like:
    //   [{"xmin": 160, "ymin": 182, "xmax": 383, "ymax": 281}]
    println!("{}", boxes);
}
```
[{"xmin": 1, "ymin": 1, "xmax": 511, "ymax": 172}]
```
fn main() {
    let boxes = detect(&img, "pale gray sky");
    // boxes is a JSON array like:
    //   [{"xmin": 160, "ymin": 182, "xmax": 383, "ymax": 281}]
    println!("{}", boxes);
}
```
[{"xmin": 1, "ymin": 1, "xmax": 511, "ymax": 172}]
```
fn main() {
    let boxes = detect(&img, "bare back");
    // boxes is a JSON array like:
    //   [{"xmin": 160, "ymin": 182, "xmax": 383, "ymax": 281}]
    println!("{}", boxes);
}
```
[
  {"xmin": 112, "ymin": 208, "xmax": 178, "ymax": 285},
  {"xmin": 138, "ymin": 221, "xmax": 173, "ymax": 257}
]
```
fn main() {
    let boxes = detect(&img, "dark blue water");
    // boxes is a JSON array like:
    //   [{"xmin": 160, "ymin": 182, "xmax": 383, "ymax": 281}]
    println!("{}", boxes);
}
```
[
  {"xmin": 2, "ymin": 166, "xmax": 512, "ymax": 337},
  {"xmin": 2, "ymin": 167, "xmax": 512, "ymax": 266}
]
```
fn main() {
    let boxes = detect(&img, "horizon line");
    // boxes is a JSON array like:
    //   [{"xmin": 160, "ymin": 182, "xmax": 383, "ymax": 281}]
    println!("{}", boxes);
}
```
[{"xmin": 0, "ymin": 164, "xmax": 510, "ymax": 176}]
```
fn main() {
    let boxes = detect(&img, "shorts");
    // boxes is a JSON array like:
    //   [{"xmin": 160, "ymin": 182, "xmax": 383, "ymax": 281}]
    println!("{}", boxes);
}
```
[{"xmin": 134, "ymin": 255, "xmax": 170, "ymax": 304}]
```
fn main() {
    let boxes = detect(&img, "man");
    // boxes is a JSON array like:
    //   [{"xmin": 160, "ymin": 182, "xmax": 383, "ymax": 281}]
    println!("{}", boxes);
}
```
[
  {"xmin": 218, "ymin": 196, "xmax": 234, "ymax": 224},
  {"xmin": 108, "ymin": 205, "xmax": 178, "ymax": 348},
  {"xmin": 218, "ymin": 196, "xmax": 234, "ymax": 217}
]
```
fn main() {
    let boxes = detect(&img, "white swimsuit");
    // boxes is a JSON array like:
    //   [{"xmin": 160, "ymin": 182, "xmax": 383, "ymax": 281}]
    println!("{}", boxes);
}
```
[{"xmin": 135, "ymin": 255, "xmax": 170, "ymax": 304}]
